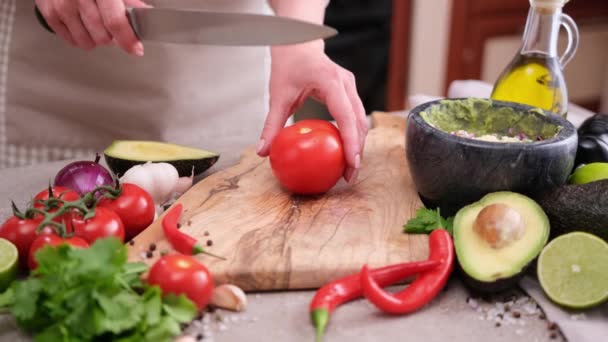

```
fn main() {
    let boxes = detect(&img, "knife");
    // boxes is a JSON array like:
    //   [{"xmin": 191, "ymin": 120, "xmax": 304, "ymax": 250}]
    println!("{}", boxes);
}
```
[{"xmin": 35, "ymin": 6, "xmax": 337, "ymax": 46}]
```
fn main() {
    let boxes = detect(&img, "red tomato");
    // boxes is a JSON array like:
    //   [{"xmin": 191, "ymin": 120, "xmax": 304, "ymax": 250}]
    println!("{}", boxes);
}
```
[
  {"xmin": 269, "ymin": 120, "xmax": 346, "ymax": 195},
  {"xmin": 33, "ymin": 186, "xmax": 80, "ymax": 209},
  {"xmin": 28, "ymin": 233, "xmax": 89, "ymax": 270},
  {"xmin": 147, "ymin": 254, "xmax": 214, "ymax": 310},
  {"xmin": 0, "ymin": 215, "xmax": 44, "ymax": 268},
  {"xmin": 98, "ymin": 183, "xmax": 155, "ymax": 240},
  {"xmin": 70, "ymin": 207, "xmax": 125, "ymax": 244}
]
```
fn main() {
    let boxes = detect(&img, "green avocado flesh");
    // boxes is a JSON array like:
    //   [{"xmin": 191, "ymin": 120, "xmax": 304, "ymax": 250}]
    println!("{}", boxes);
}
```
[
  {"xmin": 420, "ymin": 98, "xmax": 561, "ymax": 141},
  {"xmin": 454, "ymin": 192, "xmax": 550, "ymax": 283},
  {"xmin": 104, "ymin": 140, "xmax": 219, "ymax": 177}
]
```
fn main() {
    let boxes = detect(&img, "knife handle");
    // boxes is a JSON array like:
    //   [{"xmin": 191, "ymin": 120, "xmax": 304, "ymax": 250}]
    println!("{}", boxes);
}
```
[
  {"xmin": 34, "ymin": 6, "xmax": 138, "ymax": 38},
  {"xmin": 35, "ymin": 6, "xmax": 55, "ymax": 34}
]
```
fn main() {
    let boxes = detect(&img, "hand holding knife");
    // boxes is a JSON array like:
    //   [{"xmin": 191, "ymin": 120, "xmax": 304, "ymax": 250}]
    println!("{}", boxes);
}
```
[{"xmin": 34, "ymin": 5, "xmax": 337, "ymax": 54}]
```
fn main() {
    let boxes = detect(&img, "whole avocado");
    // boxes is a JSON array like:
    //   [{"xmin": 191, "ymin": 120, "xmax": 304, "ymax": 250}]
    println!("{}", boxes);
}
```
[{"xmin": 532, "ymin": 180, "xmax": 608, "ymax": 242}]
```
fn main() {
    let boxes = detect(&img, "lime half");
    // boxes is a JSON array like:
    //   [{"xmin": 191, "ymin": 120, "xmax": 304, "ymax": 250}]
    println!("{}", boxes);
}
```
[
  {"xmin": 569, "ymin": 163, "xmax": 608, "ymax": 184},
  {"xmin": 0, "ymin": 238, "xmax": 18, "ymax": 292},
  {"xmin": 538, "ymin": 232, "xmax": 608, "ymax": 309}
]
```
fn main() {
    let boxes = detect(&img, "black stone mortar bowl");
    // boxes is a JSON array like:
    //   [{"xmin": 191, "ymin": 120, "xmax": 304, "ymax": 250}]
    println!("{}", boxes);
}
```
[{"xmin": 406, "ymin": 98, "xmax": 578, "ymax": 216}]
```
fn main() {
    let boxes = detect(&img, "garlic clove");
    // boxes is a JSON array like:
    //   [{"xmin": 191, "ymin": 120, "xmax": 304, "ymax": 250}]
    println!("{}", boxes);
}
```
[
  {"xmin": 154, "ymin": 163, "xmax": 179, "ymax": 204},
  {"xmin": 174, "ymin": 335, "xmax": 196, "ymax": 342},
  {"xmin": 174, "ymin": 175, "xmax": 194, "ymax": 195},
  {"xmin": 210, "ymin": 284, "xmax": 247, "ymax": 312},
  {"xmin": 174, "ymin": 166, "xmax": 195, "ymax": 197}
]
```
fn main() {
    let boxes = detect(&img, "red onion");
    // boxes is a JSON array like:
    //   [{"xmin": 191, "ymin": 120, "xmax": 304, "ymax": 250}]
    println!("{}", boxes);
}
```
[{"xmin": 54, "ymin": 154, "xmax": 114, "ymax": 196}]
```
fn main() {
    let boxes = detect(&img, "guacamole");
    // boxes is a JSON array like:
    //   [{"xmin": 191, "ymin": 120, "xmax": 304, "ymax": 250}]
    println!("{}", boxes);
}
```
[{"xmin": 419, "ymin": 98, "xmax": 561, "ymax": 142}]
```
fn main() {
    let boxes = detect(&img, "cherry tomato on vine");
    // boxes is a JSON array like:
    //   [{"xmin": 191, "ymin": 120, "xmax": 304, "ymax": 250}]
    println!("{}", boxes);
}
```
[
  {"xmin": 69, "ymin": 207, "xmax": 125, "ymax": 244},
  {"xmin": 28, "ymin": 233, "xmax": 89, "ymax": 270},
  {"xmin": 147, "ymin": 254, "xmax": 214, "ymax": 310},
  {"xmin": 269, "ymin": 120, "xmax": 346, "ymax": 195},
  {"xmin": 98, "ymin": 183, "xmax": 155, "ymax": 240},
  {"xmin": 0, "ymin": 215, "xmax": 44, "ymax": 268},
  {"xmin": 32, "ymin": 186, "xmax": 80, "ymax": 209}
]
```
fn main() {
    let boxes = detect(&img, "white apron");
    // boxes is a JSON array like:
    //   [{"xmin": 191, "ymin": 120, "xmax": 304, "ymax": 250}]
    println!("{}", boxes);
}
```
[{"xmin": 0, "ymin": 0, "xmax": 271, "ymax": 169}]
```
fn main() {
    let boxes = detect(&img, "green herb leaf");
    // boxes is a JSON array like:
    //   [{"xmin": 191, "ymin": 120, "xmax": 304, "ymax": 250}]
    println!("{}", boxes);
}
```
[
  {"xmin": 144, "ymin": 316, "xmax": 182, "ymax": 342},
  {"xmin": 12, "ymin": 278, "xmax": 43, "ymax": 322},
  {"xmin": 69, "ymin": 237, "xmax": 126, "ymax": 282},
  {"xmin": 122, "ymin": 262, "xmax": 149, "ymax": 275},
  {"xmin": 34, "ymin": 324, "xmax": 67, "ymax": 342},
  {"xmin": 1, "ymin": 237, "xmax": 197, "ymax": 341},
  {"xmin": 94, "ymin": 291, "xmax": 143, "ymax": 333},
  {"xmin": 404, "ymin": 207, "xmax": 454, "ymax": 236},
  {"xmin": 162, "ymin": 294, "xmax": 198, "ymax": 323},
  {"xmin": 33, "ymin": 243, "xmax": 74, "ymax": 277},
  {"xmin": 142, "ymin": 286, "xmax": 163, "ymax": 326},
  {"xmin": 0, "ymin": 287, "xmax": 14, "ymax": 308},
  {"xmin": 119, "ymin": 262, "xmax": 149, "ymax": 289}
]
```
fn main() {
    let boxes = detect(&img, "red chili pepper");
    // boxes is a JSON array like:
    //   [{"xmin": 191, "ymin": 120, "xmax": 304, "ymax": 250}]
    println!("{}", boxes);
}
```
[
  {"xmin": 162, "ymin": 204, "xmax": 225, "ymax": 260},
  {"xmin": 360, "ymin": 229, "xmax": 454, "ymax": 314},
  {"xmin": 310, "ymin": 259, "xmax": 440, "ymax": 341}
]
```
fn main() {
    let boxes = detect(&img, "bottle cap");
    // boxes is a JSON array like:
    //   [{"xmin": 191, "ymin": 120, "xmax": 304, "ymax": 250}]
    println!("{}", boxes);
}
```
[{"xmin": 530, "ymin": 0, "xmax": 569, "ymax": 10}]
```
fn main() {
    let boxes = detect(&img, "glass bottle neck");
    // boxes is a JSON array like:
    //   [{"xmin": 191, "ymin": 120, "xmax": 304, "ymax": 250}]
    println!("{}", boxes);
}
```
[{"xmin": 520, "ymin": 6, "xmax": 561, "ymax": 57}]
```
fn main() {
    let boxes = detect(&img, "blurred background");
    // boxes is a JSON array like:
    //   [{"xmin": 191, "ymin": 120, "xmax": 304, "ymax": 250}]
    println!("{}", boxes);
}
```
[{"xmin": 296, "ymin": 0, "xmax": 608, "ymax": 120}]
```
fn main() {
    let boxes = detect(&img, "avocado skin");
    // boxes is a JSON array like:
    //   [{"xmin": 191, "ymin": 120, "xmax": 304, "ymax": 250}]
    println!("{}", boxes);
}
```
[
  {"xmin": 104, "ymin": 154, "xmax": 219, "ymax": 178},
  {"xmin": 532, "ymin": 180, "xmax": 608, "ymax": 242}
]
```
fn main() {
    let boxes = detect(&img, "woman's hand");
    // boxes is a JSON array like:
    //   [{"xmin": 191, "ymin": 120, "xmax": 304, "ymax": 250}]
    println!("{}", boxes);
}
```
[
  {"xmin": 257, "ymin": 42, "xmax": 368, "ymax": 184},
  {"xmin": 35, "ymin": 0, "xmax": 148, "ymax": 55}
]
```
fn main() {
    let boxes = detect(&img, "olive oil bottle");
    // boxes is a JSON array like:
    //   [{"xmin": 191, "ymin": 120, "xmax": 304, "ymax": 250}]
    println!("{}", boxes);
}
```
[{"xmin": 491, "ymin": 0, "xmax": 578, "ymax": 118}]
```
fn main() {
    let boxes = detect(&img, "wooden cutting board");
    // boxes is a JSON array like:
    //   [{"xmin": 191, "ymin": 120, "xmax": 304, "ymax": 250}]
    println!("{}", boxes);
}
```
[{"xmin": 127, "ymin": 112, "xmax": 429, "ymax": 291}]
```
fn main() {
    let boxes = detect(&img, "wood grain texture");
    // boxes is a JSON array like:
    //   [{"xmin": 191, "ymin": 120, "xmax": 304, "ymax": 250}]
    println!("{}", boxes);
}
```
[{"xmin": 127, "ymin": 112, "xmax": 428, "ymax": 291}]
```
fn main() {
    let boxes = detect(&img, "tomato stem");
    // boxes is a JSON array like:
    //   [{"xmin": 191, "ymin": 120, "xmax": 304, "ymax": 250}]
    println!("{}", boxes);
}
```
[
  {"xmin": 11, "ymin": 201, "xmax": 26, "ymax": 220},
  {"xmin": 20, "ymin": 182, "xmax": 127, "ymax": 240},
  {"xmin": 92, "ymin": 180, "xmax": 123, "ymax": 200},
  {"xmin": 28, "ymin": 196, "xmax": 99, "ymax": 238}
]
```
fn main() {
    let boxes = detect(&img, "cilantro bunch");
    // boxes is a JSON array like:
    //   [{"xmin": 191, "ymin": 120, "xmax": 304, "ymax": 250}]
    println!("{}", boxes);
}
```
[
  {"xmin": 404, "ymin": 208, "xmax": 454, "ymax": 236},
  {"xmin": 0, "ymin": 238, "xmax": 197, "ymax": 342}
]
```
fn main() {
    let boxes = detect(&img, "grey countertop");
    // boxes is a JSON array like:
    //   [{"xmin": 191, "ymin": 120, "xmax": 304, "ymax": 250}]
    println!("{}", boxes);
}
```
[{"xmin": 0, "ymin": 158, "xmax": 564, "ymax": 342}]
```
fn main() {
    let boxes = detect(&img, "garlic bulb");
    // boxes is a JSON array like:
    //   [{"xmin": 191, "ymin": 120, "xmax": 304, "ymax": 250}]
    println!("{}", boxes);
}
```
[{"xmin": 120, "ymin": 162, "xmax": 179, "ymax": 205}]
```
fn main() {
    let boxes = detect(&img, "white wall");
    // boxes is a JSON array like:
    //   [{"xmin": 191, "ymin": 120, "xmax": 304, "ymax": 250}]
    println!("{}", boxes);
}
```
[{"xmin": 407, "ymin": 0, "xmax": 453, "ymax": 97}]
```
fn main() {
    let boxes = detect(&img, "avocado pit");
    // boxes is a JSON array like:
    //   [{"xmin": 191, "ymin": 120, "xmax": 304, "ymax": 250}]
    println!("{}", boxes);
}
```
[{"xmin": 473, "ymin": 203, "xmax": 525, "ymax": 249}]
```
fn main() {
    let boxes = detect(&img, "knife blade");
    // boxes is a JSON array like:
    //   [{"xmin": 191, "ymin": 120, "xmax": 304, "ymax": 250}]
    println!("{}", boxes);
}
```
[{"xmin": 35, "ymin": 7, "xmax": 338, "ymax": 46}]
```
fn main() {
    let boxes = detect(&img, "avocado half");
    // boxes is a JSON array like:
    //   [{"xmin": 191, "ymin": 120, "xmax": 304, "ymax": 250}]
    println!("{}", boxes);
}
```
[
  {"xmin": 104, "ymin": 140, "xmax": 219, "ymax": 177},
  {"xmin": 454, "ymin": 192, "xmax": 550, "ymax": 293}
]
